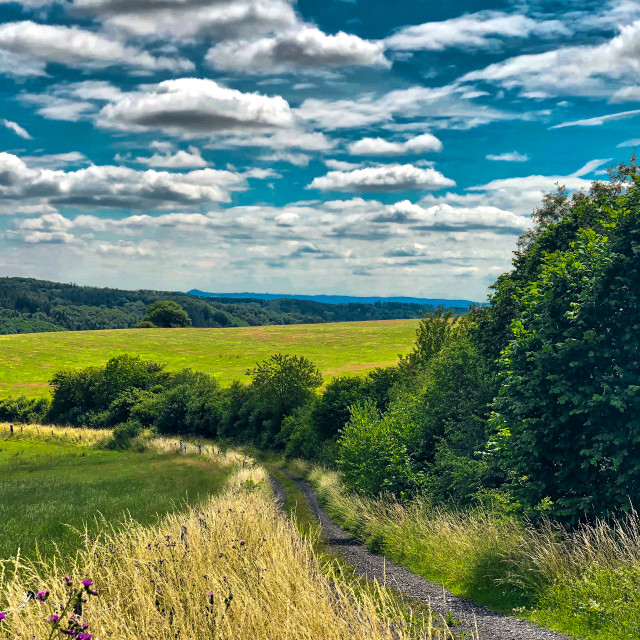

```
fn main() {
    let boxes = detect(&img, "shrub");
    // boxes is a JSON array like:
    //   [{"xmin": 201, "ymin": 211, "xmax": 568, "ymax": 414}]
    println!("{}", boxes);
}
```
[{"xmin": 109, "ymin": 419, "xmax": 144, "ymax": 449}]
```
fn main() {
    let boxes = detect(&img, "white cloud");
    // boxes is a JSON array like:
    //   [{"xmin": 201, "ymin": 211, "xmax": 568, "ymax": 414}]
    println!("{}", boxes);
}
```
[
  {"xmin": 258, "ymin": 151, "xmax": 311, "ymax": 167},
  {"xmin": 486, "ymin": 151, "xmax": 529, "ymax": 162},
  {"xmin": 309, "ymin": 163, "xmax": 455, "ymax": 192},
  {"xmin": 0, "ymin": 118, "xmax": 32, "ymax": 139},
  {"xmin": 462, "ymin": 21, "xmax": 640, "ymax": 99},
  {"xmin": 206, "ymin": 26, "xmax": 389, "ymax": 73},
  {"xmin": 0, "ymin": 152, "xmax": 248, "ymax": 209},
  {"xmin": 21, "ymin": 151, "xmax": 89, "ymax": 169},
  {"xmin": 127, "ymin": 146, "xmax": 208, "ymax": 168},
  {"xmin": 297, "ymin": 84, "xmax": 533, "ymax": 131},
  {"xmin": 348, "ymin": 133, "xmax": 442, "ymax": 156},
  {"xmin": 72, "ymin": 0, "xmax": 298, "ymax": 40},
  {"xmin": 618, "ymin": 138, "xmax": 640, "ymax": 147},
  {"xmin": 551, "ymin": 109, "xmax": 640, "ymax": 129},
  {"xmin": 98, "ymin": 78, "xmax": 294, "ymax": 137},
  {"xmin": 386, "ymin": 11, "xmax": 565, "ymax": 52},
  {"xmin": 0, "ymin": 21, "xmax": 193, "ymax": 75},
  {"xmin": 206, "ymin": 129, "xmax": 335, "ymax": 151},
  {"xmin": 380, "ymin": 201, "xmax": 529, "ymax": 232},
  {"xmin": 324, "ymin": 159, "xmax": 364, "ymax": 171}
]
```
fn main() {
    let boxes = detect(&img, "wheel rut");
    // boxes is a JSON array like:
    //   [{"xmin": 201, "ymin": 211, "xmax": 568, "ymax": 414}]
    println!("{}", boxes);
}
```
[{"xmin": 269, "ymin": 466, "xmax": 580, "ymax": 640}]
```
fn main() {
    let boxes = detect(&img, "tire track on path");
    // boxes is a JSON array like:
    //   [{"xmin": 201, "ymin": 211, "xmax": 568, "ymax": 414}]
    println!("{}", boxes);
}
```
[{"xmin": 270, "ymin": 466, "xmax": 580, "ymax": 640}]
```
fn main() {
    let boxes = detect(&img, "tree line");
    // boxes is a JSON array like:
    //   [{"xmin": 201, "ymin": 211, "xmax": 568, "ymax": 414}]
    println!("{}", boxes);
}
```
[{"xmin": 0, "ymin": 278, "xmax": 458, "ymax": 334}]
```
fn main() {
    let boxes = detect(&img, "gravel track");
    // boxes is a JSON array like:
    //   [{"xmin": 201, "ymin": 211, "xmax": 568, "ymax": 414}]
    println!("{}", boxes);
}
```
[{"xmin": 270, "ymin": 466, "xmax": 579, "ymax": 640}]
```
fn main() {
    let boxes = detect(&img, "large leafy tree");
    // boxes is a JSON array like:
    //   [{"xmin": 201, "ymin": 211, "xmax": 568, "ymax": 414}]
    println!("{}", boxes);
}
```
[
  {"xmin": 493, "ymin": 170, "xmax": 640, "ymax": 521},
  {"xmin": 246, "ymin": 354, "xmax": 323, "ymax": 448},
  {"xmin": 142, "ymin": 300, "xmax": 192, "ymax": 328}
]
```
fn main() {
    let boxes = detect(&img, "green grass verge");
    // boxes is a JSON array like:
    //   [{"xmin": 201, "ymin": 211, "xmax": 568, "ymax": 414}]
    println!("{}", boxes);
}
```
[
  {"xmin": 307, "ymin": 467, "xmax": 640, "ymax": 640},
  {"xmin": 0, "ymin": 436, "xmax": 233, "ymax": 562},
  {"xmin": 0, "ymin": 320, "xmax": 418, "ymax": 399}
]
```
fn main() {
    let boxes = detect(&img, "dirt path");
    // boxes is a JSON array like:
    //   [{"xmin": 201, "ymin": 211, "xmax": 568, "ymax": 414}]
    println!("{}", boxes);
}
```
[{"xmin": 270, "ymin": 467, "xmax": 579, "ymax": 640}]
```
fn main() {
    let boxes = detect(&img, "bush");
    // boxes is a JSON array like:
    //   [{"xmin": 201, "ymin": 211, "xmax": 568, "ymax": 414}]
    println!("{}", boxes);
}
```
[
  {"xmin": 338, "ymin": 400, "xmax": 417, "ymax": 498},
  {"xmin": 109, "ymin": 419, "xmax": 144, "ymax": 449},
  {"xmin": 0, "ymin": 395, "xmax": 50, "ymax": 424}
]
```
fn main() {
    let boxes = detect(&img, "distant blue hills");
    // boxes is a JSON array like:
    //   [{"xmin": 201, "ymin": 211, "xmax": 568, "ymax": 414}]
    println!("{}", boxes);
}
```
[{"xmin": 188, "ymin": 290, "xmax": 476, "ymax": 308}]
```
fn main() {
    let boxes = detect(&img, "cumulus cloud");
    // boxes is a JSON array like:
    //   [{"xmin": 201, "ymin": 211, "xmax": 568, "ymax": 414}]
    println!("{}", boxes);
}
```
[
  {"xmin": 71, "ymin": 0, "xmax": 298, "ymax": 40},
  {"xmin": 206, "ymin": 26, "xmax": 388, "ymax": 72},
  {"xmin": 124, "ymin": 146, "xmax": 209, "ymax": 168},
  {"xmin": 0, "ymin": 152, "xmax": 248, "ymax": 209},
  {"xmin": 308, "ymin": 163, "xmax": 455, "ymax": 192},
  {"xmin": 385, "ymin": 10, "xmax": 565, "ymax": 51},
  {"xmin": 462, "ymin": 21, "xmax": 640, "ymax": 99},
  {"xmin": 486, "ymin": 151, "xmax": 529, "ymax": 162},
  {"xmin": 348, "ymin": 133, "xmax": 442, "ymax": 156},
  {"xmin": 1, "ymin": 118, "xmax": 32, "ymax": 139},
  {"xmin": 384, "ymin": 200, "xmax": 529, "ymax": 233},
  {"xmin": 0, "ymin": 21, "xmax": 193, "ymax": 75},
  {"xmin": 98, "ymin": 78, "xmax": 294, "ymax": 137}
]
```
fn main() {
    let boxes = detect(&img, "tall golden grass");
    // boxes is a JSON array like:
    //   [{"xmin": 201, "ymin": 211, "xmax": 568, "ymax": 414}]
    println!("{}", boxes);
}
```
[
  {"xmin": 0, "ymin": 422, "xmax": 111, "ymax": 446},
  {"xmin": 0, "ymin": 467, "xmax": 438, "ymax": 640}
]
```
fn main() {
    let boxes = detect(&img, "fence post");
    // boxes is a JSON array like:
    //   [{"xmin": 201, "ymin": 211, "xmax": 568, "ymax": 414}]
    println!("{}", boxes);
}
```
[{"xmin": 10, "ymin": 424, "xmax": 13, "ymax": 435}]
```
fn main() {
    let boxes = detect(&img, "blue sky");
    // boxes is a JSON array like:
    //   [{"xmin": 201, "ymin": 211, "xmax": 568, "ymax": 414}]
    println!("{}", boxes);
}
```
[{"xmin": 0, "ymin": 0, "xmax": 639, "ymax": 300}]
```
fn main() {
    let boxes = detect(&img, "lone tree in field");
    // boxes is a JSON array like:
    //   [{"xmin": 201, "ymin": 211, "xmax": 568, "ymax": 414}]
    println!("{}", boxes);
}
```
[{"xmin": 140, "ymin": 300, "xmax": 191, "ymax": 328}]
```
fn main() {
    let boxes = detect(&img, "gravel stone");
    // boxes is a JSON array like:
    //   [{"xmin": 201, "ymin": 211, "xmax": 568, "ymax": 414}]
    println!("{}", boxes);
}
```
[{"xmin": 272, "ymin": 467, "xmax": 581, "ymax": 640}]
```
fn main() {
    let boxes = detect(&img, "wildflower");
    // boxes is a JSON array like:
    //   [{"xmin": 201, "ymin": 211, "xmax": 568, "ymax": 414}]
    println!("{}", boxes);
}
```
[
  {"xmin": 77, "ymin": 634, "xmax": 92, "ymax": 640},
  {"xmin": 47, "ymin": 615, "xmax": 60, "ymax": 624},
  {"xmin": 0, "ymin": 612, "xmax": 6, "ymax": 622},
  {"xmin": 82, "ymin": 579, "xmax": 93, "ymax": 588},
  {"xmin": 63, "ymin": 576, "xmax": 73, "ymax": 587},
  {"xmin": 239, "ymin": 540, "xmax": 245, "ymax": 546},
  {"xmin": 36, "ymin": 590, "xmax": 50, "ymax": 602},
  {"xmin": 207, "ymin": 592, "xmax": 215, "ymax": 605}
]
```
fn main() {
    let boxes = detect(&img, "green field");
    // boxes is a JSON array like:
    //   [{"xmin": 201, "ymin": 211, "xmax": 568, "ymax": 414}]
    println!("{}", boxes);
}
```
[
  {"xmin": 0, "ymin": 319, "xmax": 419, "ymax": 399},
  {"xmin": 0, "ymin": 434, "xmax": 232, "ymax": 561}
]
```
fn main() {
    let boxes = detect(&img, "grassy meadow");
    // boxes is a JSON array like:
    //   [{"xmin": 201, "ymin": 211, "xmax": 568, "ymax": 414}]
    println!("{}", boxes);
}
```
[
  {"xmin": 0, "ymin": 435, "xmax": 446, "ymax": 640},
  {"xmin": 0, "ymin": 425, "xmax": 235, "ymax": 562},
  {"xmin": 0, "ymin": 319, "xmax": 418, "ymax": 399}
]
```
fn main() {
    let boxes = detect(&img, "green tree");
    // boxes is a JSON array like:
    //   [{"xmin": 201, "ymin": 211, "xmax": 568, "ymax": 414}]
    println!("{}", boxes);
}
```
[
  {"xmin": 493, "ymin": 171, "xmax": 640, "ymax": 521},
  {"xmin": 247, "ymin": 354, "xmax": 322, "ymax": 448},
  {"xmin": 338, "ymin": 400, "xmax": 417, "ymax": 497},
  {"xmin": 143, "ymin": 300, "xmax": 191, "ymax": 328}
]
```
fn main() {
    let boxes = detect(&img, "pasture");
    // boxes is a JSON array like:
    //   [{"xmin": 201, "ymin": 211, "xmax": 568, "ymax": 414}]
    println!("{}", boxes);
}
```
[
  {"xmin": 0, "ymin": 319, "xmax": 419, "ymax": 399},
  {"xmin": 0, "ymin": 427, "xmax": 233, "ymax": 561}
]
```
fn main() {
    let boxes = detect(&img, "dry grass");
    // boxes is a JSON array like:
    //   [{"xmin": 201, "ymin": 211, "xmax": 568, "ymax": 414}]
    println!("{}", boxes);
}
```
[
  {"xmin": 0, "ymin": 422, "xmax": 111, "ymax": 446},
  {"xmin": 0, "ymin": 467, "xmax": 430, "ymax": 640},
  {"xmin": 308, "ymin": 466, "xmax": 640, "ymax": 639},
  {"xmin": 147, "ymin": 436, "xmax": 254, "ymax": 469}
]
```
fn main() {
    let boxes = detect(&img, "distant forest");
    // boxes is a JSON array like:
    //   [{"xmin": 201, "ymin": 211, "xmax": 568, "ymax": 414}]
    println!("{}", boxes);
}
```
[{"xmin": 0, "ymin": 277, "xmax": 466, "ymax": 335}]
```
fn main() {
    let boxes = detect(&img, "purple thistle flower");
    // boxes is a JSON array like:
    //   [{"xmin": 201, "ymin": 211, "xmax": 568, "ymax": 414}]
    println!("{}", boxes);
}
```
[
  {"xmin": 82, "ymin": 579, "xmax": 93, "ymax": 588},
  {"xmin": 239, "ymin": 540, "xmax": 245, "ymax": 546},
  {"xmin": 47, "ymin": 615, "xmax": 60, "ymax": 624},
  {"xmin": 207, "ymin": 592, "xmax": 215, "ymax": 604},
  {"xmin": 36, "ymin": 590, "xmax": 50, "ymax": 602},
  {"xmin": 0, "ymin": 612, "xmax": 6, "ymax": 622}
]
